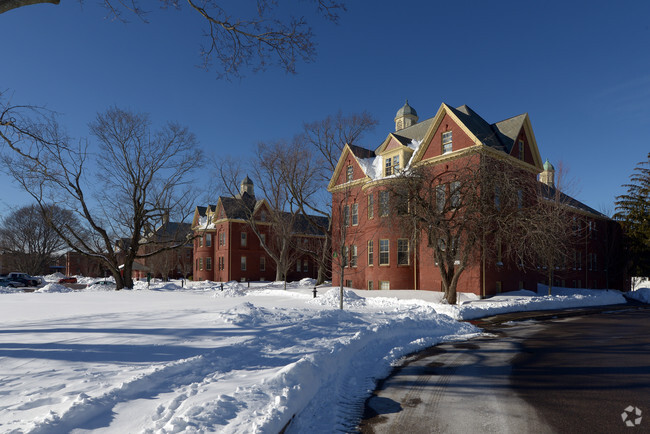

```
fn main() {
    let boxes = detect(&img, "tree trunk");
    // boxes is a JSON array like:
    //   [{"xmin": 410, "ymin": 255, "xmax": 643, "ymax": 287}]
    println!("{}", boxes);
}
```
[{"xmin": 339, "ymin": 268, "xmax": 344, "ymax": 310}]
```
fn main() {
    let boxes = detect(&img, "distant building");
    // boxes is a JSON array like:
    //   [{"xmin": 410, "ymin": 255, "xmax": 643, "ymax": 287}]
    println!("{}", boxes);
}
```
[
  {"xmin": 132, "ymin": 215, "xmax": 193, "ymax": 280},
  {"xmin": 328, "ymin": 101, "xmax": 626, "ymax": 295},
  {"xmin": 63, "ymin": 251, "xmax": 108, "ymax": 277},
  {"xmin": 192, "ymin": 177, "xmax": 328, "ymax": 282}
]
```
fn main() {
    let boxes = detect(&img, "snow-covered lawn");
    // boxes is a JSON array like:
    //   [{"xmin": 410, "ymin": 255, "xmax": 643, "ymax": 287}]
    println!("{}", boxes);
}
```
[{"xmin": 0, "ymin": 276, "xmax": 640, "ymax": 433}]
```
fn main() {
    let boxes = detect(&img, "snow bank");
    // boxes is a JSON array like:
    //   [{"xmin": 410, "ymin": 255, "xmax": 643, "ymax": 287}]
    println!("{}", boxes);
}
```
[
  {"xmin": 627, "ymin": 288, "xmax": 650, "ymax": 304},
  {"xmin": 308, "ymin": 288, "xmax": 368, "ymax": 308},
  {"xmin": 36, "ymin": 283, "xmax": 76, "ymax": 293},
  {"xmin": 0, "ymin": 282, "xmax": 633, "ymax": 433},
  {"xmin": 436, "ymin": 288, "xmax": 627, "ymax": 320}
]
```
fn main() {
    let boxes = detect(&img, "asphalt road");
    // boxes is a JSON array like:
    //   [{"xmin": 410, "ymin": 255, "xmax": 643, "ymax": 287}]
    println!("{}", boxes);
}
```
[{"xmin": 358, "ymin": 306, "xmax": 650, "ymax": 433}]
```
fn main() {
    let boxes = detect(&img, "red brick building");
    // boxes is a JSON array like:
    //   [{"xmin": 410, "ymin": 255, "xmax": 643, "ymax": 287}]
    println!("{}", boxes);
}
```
[
  {"xmin": 329, "ymin": 102, "xmax": 625, "ymax": 296},
  {"xmin": 192, "ymin": 177, "xmax": 327, "ymax": 283},
  {"xmin": 131, "ymin": 220, "xmax": 194, "ymax": 280}
]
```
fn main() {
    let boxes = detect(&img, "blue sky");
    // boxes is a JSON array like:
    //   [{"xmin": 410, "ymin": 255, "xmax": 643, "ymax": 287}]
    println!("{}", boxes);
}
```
[{"xmin": 1, "ymin": 0, "xmax": 649, "ymax": 216}]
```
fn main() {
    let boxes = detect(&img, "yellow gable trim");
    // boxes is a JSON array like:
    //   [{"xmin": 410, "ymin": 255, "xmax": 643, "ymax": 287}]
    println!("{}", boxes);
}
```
[
  {"xmin": 521, "ymin": 115, "xmax": 543, "ymax": 170},
  {"xmin": 327, "ymin": 144, "xmax": 373, "ymax": 192},
  {"xmin": 411, "ymin": 103, "xmax": 484, "ymax": 165}
]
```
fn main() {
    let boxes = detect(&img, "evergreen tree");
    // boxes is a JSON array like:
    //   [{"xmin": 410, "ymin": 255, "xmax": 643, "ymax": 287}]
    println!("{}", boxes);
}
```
[{"xmin": 614, "ymin": 152, "xmax": 650, "ymax": 276}]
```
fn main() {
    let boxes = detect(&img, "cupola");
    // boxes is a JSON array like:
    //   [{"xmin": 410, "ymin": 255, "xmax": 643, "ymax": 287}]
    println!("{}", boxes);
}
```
[
  {"xmin": 240, "ymin": 175, "xmax": 255, "ymax": 197},
  {"xmin": 539, "ymin": 159, "xmax": 555, "ymax": 188},
  {"xmin": 394, "ymin": 100, "xmax": 418, "ymax": 131}
]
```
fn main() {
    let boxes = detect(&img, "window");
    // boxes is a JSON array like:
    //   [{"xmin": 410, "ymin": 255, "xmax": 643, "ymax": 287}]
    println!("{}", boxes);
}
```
[
  {"xmin": 343, "ymin": 204, "xmax": 350, "ymax": 226},
  {"xmin": 351, "ymin": 203, "xmax": 358, "ymax": 226},
  {"xmin": 577, "ymin": 251, "xmax": 582, "ymax": 270},
  {"xmin": 303, "ymin": 259, "xmax": 308, "ymax": 273},
  {"xmin": 219, "ymin": 232, "xmax": 226, "ymax": 246},
  {"xmin": 199, "ymin": 236, "xmax": 203, "ymax": 247},
  {"xmin": 350, "ymin": 245, "xmax": 358, "ymax": 267},
  {"xmin": 198, "ymin": 258, "xmax": 203, "ymax": 270},
  {"xmin": 518, "ymin": 140, "xmax": 524, "ymax": 160},
  {"xmin": 206, "ymin": 257, "xmax": 212, "ymax": 270},
  {"xmin": 379, "ymin": 191, "xmax": 389, "ymax": 217},
  {"xmin": 260, "ymin": 211, "xmax": 267, "ymax": 222},
  {"xmin": 260, "ymin": 256, "xmax": 266, "ymax": 271},
  {"xmin": 497, "ymin": 240, "xmax": 503, "ymax": 265},
  {"xmin": 436, "ymin": 184, "xmax": 446, "ymax": 213},
  {"xmin": 261, "ymin": 233, "xmax": 266, "ymax": 245},
  {"xmin": 346, "ymin": 165, "xmax": 353, "ymax": 182},
  {"xmin": 450, "ymin": 181, "xmax": 461, "ymax": 208},
  {"xmin": 397, "ymin": 239, "xmax": 409, "ymax": 265},
  {"xmin": 367, "ymin": 240, "xmax": 374, "ymax": 266},
  {"xmin": 368, "ymin": 280, "xmax": 374, "ymax": 290},
  {"xmin": 379, "ymin": 239, "xmax": 389, "ymax": 265},
  {"xmin": 496, "ymin": 281, "xmax": 502, "ymax": 293},
  {"xmin": 517, "ymin": 190, "xmax": 523, "ymax": 209},
  {"xmin": 442, "ymin": 131, "xmax": 453, "ymax": 154},
  {"xmin": 343, "ymin": 246, "xmax": 348, "ymax": 267},
  {"xmin": 380, "ymin": 281, "xmax": 390, "ymax": 290},
  {"xmin": 367, "ymin": 194, "xmax": 374, "ymax": 219},
  {"xmin": 384, "ymin": 155, "xmax": 400, "ymax": 176},
  {"xmin": 494, "ymin": 186, "xmax": 501, "ymax": 211},
  {"xmin": 588, "ymin": 221, "xmax": 596, "ymax": 239},
  {"xmin": 345, "ymin": 280, "xmax": 353, "ymax": 287},
  {"xmin": 205, "ymin": 233, "xmax": 212, "ymax": 247},
  {"xmin": 218, "ymin": 256, "xmax": 224, "ymax": 270},
  {"xmin": 297, "ymin": 261, "xmax": 301, "ymax": 272},
  {"xmin": 241, "ymin": 232, "xmax": 247, "ymax": 247},
  {"xmin": 241, "ymin": 256, "xmax": 247, "ymax": 271}
]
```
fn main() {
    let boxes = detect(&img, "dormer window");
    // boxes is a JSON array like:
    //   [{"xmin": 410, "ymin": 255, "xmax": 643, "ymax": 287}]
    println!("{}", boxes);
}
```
[
  {"xmin": 346, "ymin": 165, "xmax": 353, "ymax": 182},
  {"xmin": 518, "ymin": 140, "xmax": 525, "ymax": 160},
  {"xmin": 385, "ymin": 155, "xmax": 400, "ymax": 176},
  {"xmin": 442, "ymin": 131, "xmax": 453, "ymax": 154}
]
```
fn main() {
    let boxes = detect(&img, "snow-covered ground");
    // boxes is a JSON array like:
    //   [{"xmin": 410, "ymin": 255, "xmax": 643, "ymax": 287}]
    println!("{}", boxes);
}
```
[{"xmin": 0, "ymin": 275, "xmax": 644, "ymax": 433}]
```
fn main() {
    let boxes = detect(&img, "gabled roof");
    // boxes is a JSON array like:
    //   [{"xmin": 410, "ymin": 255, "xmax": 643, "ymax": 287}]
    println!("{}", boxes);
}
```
[
  {"xmin": 291, "ymin": 214, "xmax": 330, "ymax": 236},
  {"xmin": 329, "ymin": 103, "xmax": 545, "ymax": 188},
  {"xmin": 539, "ymin": 184, "xmax": 608, "ymax": 219},
  {"xmin": 385, "ymin": 118, "xmax": 434, "ymax": 145},
  {"xmin": 447, "ymin": 104, "xmax": 505, "ymax": 151},
  {"xmin": 219, "ymin": 192, "xmax": 262, "ymax": 220},
  {"xmin": 146, "ymin": 222, "xmax": 192, "ymax": 243},
  {"xmin": 348, "ymin": 144, "xmax": 375, "ymax": 160},
  {"xmin": 493, "ymin": 113, "xmax": 528, "ymax": 154},
  {"xmin": 327, "ymin": 143, "xmax": 376, "ymax": 190}
]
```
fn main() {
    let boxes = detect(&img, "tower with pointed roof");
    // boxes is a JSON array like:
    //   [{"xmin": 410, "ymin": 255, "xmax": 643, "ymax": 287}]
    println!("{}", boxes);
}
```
[
  {"xmin": 394, "ymin": 100, "xmax": 418, "ymax": 131},
  {"xmin": 539, "ymin": 159, "xmax": 555, "ymax": 188},
  {"xmin": 239, "ymin": 175, "xmax": 255, "ymax": 197}
]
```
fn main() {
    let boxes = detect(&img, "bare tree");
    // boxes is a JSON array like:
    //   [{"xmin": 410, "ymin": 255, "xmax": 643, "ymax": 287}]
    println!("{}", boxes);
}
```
[
  {"xmin": 507, "ymin": 184, "xmax": 575, "ymax": 294},
  {"xmin": 302, "ymin": 110, "xmax": 379, "ymax": 181},
  {"xmin": 388, "ymin": 151, "xmax": 569, "ymax": 304},
  {"xmin": 3, "ymin": 106, "xmax": 203, "ymax": 289},
  {"xmin": 0, "ymin": 0, "xmax": 346, "ymax": 79},
  {"xmin": 218, "ymin": 144, "xmax": 297, "ymax": 281},
  {"xmin": 0, "ymin": 203, "xmax": 80, "ymax": 275},
  {"xmin": 294, "ymin": 111, "xmax": 378, "ymax": 285}
]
